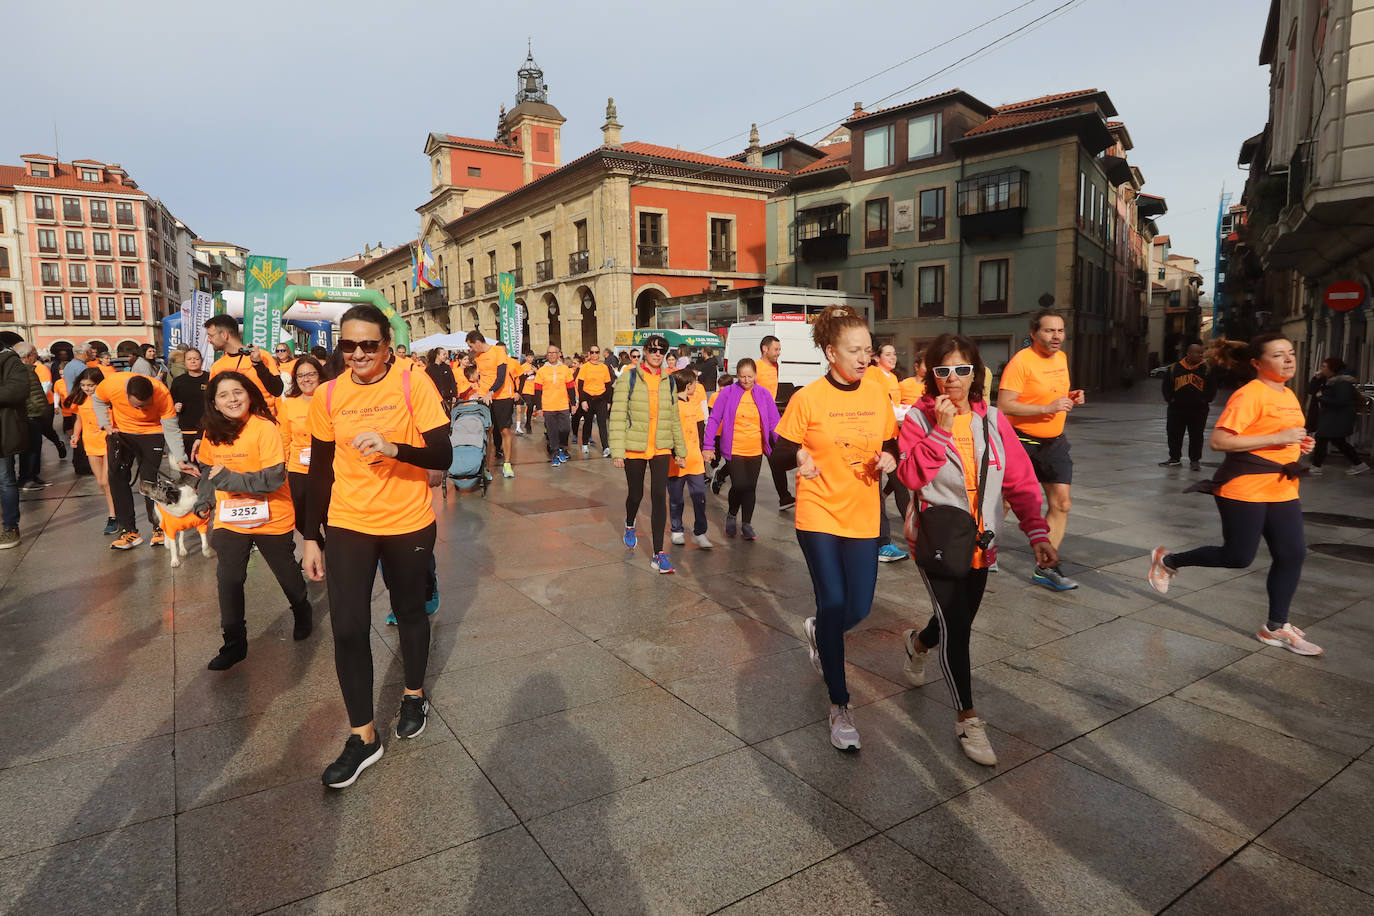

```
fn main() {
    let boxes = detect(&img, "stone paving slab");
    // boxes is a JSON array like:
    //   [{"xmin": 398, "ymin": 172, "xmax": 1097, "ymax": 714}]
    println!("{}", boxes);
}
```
[
  {"xmin": 1256, "ymin": 760, "xmax": 1374, "ymax": 896},
  {"xmin": 1165, "ymin": 844, "xmax": 1374, "ymax": 915}
]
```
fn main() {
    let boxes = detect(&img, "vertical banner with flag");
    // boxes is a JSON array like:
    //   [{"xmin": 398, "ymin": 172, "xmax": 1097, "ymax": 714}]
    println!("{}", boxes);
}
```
[
  {"xmin": 185, "ymin": 290, "xmax": 213, "ymax": 360},
  {"xmin": 243, "ymin": 255, "xmax": 288, "ymax": 351},
  {"xmin": 497, "ymin": 271, "xmax": 522, "ymax": 355}
]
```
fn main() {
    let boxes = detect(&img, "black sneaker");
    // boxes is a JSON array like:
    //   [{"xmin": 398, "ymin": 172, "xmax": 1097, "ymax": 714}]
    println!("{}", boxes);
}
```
[
  {"xmin": 20, "ymin": 478, "xmax": 49, "ymax": 491},
  {"xmin": 321, "ymin": 734, "xmax": 384, "ymax": 789},
  {"xmin": 57, "ymin": 440, "xmax": 68, "ymax": 459},
  {"xmin": 778, "ymin": 497, "xmax": 796, "ymax": 512},
  {"xmin": 396, "ymin": 694, "xmax": 429, "ymax": 739},
  {"xmin": 1158, "ymin": 459, "xmax": 1181, "ymax": 467}
]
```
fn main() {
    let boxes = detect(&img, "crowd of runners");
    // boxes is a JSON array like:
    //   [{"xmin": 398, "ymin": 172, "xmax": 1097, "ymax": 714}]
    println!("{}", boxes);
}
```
[{"xmin": 0, "ymin": 301, "xmax": 1362, "ymax": 786}]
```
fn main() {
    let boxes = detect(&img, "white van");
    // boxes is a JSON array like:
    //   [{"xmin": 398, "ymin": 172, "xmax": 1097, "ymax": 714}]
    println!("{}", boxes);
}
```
[{"xmin": 723, "ymin": 319, "xmax": 825, "ymax": 407}]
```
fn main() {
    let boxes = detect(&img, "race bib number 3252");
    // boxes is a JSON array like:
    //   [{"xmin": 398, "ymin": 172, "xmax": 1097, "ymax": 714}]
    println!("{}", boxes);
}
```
[{"xmin": 219, "ymin": 497, "xmax": 270, "ymax": 528}]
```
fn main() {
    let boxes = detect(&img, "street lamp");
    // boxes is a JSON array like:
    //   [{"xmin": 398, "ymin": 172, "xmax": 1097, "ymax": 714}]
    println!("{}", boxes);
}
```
[{"xmin": 889, "ymin": 259, "xmax": 904, "ymax": 287}]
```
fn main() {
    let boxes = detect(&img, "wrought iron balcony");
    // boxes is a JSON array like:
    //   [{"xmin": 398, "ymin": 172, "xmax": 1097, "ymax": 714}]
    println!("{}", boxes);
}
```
[
  {"xmin": 462, "ymin": 280, "xmax": 475, "ymax": 299},
  {"xmin": 420, "ymin": 287, "xmax": 447, "ymax": 311},
  {"xmin": 638, "ymin": 245, "xmax": 668, "ymax": 269},
  {"xmin": 509, "ymin": 268, "xmax": 523, "ymax": 288},
  {"xmin": 483, "ymin": 275, "xmax": 497, "ymax": 294},
  {"xmin": 535, "ymin": 259, "xmax": 553, "ymax": 282},
  {"xmin": 709, "ymin": 249, "xmax": 736, "ymax": 272},
  {"xmin": 569, "ymin": 250, "xmax": 590, "ymax": 275}
]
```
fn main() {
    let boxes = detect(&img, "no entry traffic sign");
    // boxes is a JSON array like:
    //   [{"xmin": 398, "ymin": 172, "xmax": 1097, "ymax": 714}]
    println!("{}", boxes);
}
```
[{"xmin": 1325, "ymin": 281, "xmax": 1366, "ymax": 312}]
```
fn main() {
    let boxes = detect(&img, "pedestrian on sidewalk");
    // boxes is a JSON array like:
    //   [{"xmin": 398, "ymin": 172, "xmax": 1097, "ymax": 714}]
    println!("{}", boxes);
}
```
[
  {"xmin": 94, "ymin": 372, "xmax": 188, "ymax": 550},
  {"xmin": 194, "ymin": 372, "xmax": 313, "ymax": 671},
  {"xmin": 668, "ymin": 368, "xmax": 713, "ymax": 549},
  {"xmin": 1148, "ymin": 332, "xmax": 1324, "ymax": 656},
  {"xmin": 610, "ymin": 333, "xmax": 686, "ymax": 574},
  {"xmin": 1159, "ymin": 341, "xmax": 1217, "ymax": 470},
  {"xmin": 13, "ymin": 343, "xmax": 51, "ymax": 491},
  {"xmin": 866, "ymin": 344, "xmax": 911, "ymax": 562},
  {"xmin": 67, "ymin": 368, "xmax": 118, "ymax": 534},
  {"xmin": 897, "ymin": 335, "xmax": 1056, "ymax": 766},
  {"xmin": 534, "ymin": 344, "xmax": 576, "ymax": 466},
  {"xmin": 279, "ymin": 355, "xmax": 326, "ymax": 541},
  {"xmin": 0, "ymin": 332, "xmax": 30, "ymax": 549},
  {"xmin": 303, "ymin": 305, "xmax": 453, "ymax": 789},
  {"xmin": 703, "ymin": 357, "xmax": 780, "ymax": 541},
  {"xmin": 771, "ymin": 305, "xmax": 897, "ymax": 752},
  {"xmin": 1307, "ymin": 357, "xmax": 1370, "ymax": 477},
  {"xmin": 467, "ymin": 330, "xmax": 517, "ymax": 479},
  {"xmin": 577, "ymin": 345, "xmax": 613, "ymax": 457},
  {"xmin": 754, "ymin": 335, "xmax": 796, "ymax": 511}
]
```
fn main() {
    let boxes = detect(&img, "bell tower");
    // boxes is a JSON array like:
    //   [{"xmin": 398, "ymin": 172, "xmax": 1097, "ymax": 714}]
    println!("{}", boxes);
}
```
[{"xmin": 504, "ymin": 44, "xmax": 565, "ymax": 184}]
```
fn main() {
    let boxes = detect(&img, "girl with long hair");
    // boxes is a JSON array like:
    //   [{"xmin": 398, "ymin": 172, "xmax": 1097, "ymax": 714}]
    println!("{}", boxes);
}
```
[
  {"xmin": 66, "ymin": 367, "xmax": 117, "ymax": 533},
  {"xmin": 279, "ymin": 355, "xmax": 327, "ymax": 541}
]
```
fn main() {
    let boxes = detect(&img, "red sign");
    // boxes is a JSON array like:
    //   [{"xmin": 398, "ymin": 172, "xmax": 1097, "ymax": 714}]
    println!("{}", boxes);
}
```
[
  {"xmin": 1324, "ymin": 281, "xmax": 1366, "ymax": 312},
  {"xmin": 770, "ymin": 313, "xmax": 808, "ymax": 321}
]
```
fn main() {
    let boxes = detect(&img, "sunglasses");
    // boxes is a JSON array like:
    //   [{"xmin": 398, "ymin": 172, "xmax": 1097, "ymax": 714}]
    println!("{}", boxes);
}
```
[
  {"xmin": 629, "ymin": 352, "xmax": 641, "ymax": 358},
  {"xmin": 338, "ymin": 339, "xmax": 384, "ymax": 354},
  {"xmin": 932, "ymin": 364, "xmax": 975, "ymax": 379},
  {"xmin": 644, "ymin": 346, "xmax": 667, "ymax": 354},
  {"xmin": 588, "ymin": 349, "xmax": 600, "ymax": 354}
]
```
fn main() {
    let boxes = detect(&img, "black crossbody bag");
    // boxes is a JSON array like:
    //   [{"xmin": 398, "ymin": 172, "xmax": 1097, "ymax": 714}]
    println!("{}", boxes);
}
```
[{"xmin": 913, "ymin": 412, "xmax": 991, "ymax": 579}]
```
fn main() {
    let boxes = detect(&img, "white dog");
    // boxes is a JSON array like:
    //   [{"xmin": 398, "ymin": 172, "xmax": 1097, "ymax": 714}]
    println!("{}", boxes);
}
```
[{"xmin": 139, "ymin": 474, "xmax": 215, "ymax": 568}]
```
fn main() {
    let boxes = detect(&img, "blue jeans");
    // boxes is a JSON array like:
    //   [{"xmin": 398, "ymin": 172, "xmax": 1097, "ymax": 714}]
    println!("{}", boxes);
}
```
[
  {"xmin": 796, "ymin": 529, "xmax": 880, "ymax": 706},
  {"xmin": 668, "ymin": 473, "xmax": 707, "ymax": 535},
  {"xmin": 0, "ymin": 455, "xmax": 18, "ymax": 530}
]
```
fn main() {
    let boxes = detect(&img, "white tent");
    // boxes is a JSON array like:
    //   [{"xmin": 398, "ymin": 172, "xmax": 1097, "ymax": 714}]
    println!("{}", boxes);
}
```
[{"xmin": 411, "ymin": 332, "xmax": 497, "ymax": 352}]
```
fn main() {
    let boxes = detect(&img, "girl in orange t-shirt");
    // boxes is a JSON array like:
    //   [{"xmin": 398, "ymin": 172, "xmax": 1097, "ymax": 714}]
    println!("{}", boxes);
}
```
[
  {"xmin": 1148, "ymin": 333, "xmax": 1322, "ymax": 656},
  {"xmin": 195, "ymin": 371, "xmax": 313, "ymax": 672},
  {"xmin": 668, "ymin": 369, "xmax": 712, "ymax": 549},
  {"xmin": 279, "ymin": 355, "xmax": 327, "ymax": 540},
  {"xmin": 772, "ymin": 306, "xmax": 898, "ymax": 752},
  {"xmin": 66, "ymin": 367, "xmax": 117, "ymax": 533}
]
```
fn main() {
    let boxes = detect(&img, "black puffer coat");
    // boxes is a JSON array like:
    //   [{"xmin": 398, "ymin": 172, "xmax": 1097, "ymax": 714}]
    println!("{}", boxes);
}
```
[{"xmin": 0, "ymin": 349, "xmax": 31, "ymax": 458}]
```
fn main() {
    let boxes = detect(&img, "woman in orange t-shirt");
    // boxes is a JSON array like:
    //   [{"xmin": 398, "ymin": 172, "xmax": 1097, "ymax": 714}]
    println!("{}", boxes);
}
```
[
  {"xmin": 771, "ymin": 305, "xmax": 898, "ymax": 752},
  {"xmin": 702, "ymin": 358, "xmax": 781, "ymax": 540},
  {"xmin": 302, "ymin": 304, "xmax": 453, "ymax": 790},
  {"xmin": 195, "ymin": 371, "xmax": 313, "ymax": 672},
  {"xmin": 1148, "ymin": 333, "xmax": 1322, "ymax": 656},
  {"xmin": 279, "ymin": 355, "xmax": 327, "ymax": 540},
  {"xmin": 66, "ymin": 367, "xmax": 117, "ymax": 533}
]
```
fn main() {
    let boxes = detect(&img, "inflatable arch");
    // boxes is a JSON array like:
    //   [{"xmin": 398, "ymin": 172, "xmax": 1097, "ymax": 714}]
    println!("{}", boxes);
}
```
[{"xmin": 281, "ymin": 285, "xmax": 409, "ymax": 349}]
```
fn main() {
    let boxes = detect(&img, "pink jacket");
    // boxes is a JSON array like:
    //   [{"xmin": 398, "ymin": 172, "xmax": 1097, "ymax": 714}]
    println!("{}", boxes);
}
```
[{"xmin": 896, "ymin": 396, "xmax": 1050, "ymax": 562}]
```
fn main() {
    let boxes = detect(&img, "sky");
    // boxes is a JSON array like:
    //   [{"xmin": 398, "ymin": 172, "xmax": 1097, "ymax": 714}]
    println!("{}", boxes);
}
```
[{"xmin": 7, "ymin": 0, "xmax": 1271, "ymax": 292}]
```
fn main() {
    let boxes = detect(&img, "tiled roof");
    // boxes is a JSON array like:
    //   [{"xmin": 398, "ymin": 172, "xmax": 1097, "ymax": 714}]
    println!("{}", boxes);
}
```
[
  {"xmin": 845, "ymin": 89, "xmax": 994, "ymax": 124},
  {"xmin": 1107, "ymin": 120, "xmax": 1125, "ymax": 128},
  {"xmin": 794, "ymin": 142, "xmax": 852, "ymax": 174},
  {"xmin": 998, "ymin": 89, "xmax": 1099, "ymax": 112},
  {"xmin": 20, "ymin": 153, "xmax": 57, "ymax": 161},
  {"xmin": 305, "ymin": 258, "xmax": 368, "ymax": 273},
  {"xmin": 443, "ymin": 134, "xmax": 522, "ymax": 154},
  {"xmin": 1153, "ymin": 234, "xmax": 1171, "ymax": 245},
  {"xmin": 960, "ymin": 108, "xmax": 1080, "ymax": 138},
  {"xmin": 0, "ymin": 163, "xmax": 148, "ymax": 196},
  {"xmin": 71, "ymin": 158, "xmax": 104, "ymax": 166},
  {"xmin": 618, "ymin": 142, "xmax": 789, "ymax": 175}
]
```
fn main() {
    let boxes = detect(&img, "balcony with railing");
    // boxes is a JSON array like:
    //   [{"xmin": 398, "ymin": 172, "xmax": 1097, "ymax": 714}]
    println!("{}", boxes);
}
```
[
  {"xmin": 116, "ymin": 211, "xmax": 135, "ymax": 227},
  {"xmin": 957, "ymin": 169, "xmax": 1029, "ymax": 239},
  {"xmin": 709, "ymin": 250, "xmax": 736, "ymax": 273},
  {"xmin": 638, "ymin": 245, "xmax": 668, "ymax": 269},
  {"xmin": 420, "ymin": 287, "xmax": 447, "ymax": 311},
  {"xmin": 462, "ymin": 280, "xmax": 475, "ymax": 299},
  {"xmin": 35, "ymin": 206, "xmax": 55, "ymax": 222},
  {"xmin": 795, "ymin": 203, "xmax": 851, "ymax": 263},
  {"xmin": 508, "ymin": 268, "xmax": 523, "ymax": 288},
  {"xmin": 535, "ymin": 259, "xmax": 553, "ymax": 283},
  {"xmin": 483, "ymin": 275, "xmax": 498, "ymax": 294},
  {"xmin": 569, "ymin": 250, "xmax": 590, "ymax": 275}
]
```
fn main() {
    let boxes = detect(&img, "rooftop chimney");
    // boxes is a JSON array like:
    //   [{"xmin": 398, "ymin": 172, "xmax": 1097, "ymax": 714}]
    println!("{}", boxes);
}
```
[{"xmin": 745, "ymin": 123, "xmax": 763, "ymax": 167}]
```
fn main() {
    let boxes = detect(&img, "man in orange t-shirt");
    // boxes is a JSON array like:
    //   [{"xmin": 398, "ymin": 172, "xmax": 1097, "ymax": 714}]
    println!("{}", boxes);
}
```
[
  {"xmin": 468, "ymin": 330, "xmax": 516, "ymax": 478},
  {"xmin": 755, "ymin": 334, "xmax": 796, "ymax": 511},
  {"xmin": 204, "ymin": 314, "xmax": 285, "ymax": 410},
  {"xmin": 576, "ymin": 345, "xmax": 613, "ymax": 457},
  {"xmin": 94, "ymin": 373, "xmax": 189, "ymax": 548},
  {"xmin": 534, "ymin": 345, "xmax": 576, "ymax": 464},
  {"xmin": 997, "ymin": 308, "xmax": 1083, "ymax": 590}
]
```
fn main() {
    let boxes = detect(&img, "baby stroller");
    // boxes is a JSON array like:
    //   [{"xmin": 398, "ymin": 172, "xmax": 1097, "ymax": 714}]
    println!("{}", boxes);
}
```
[{"xmin": 448, "ymin": 400, "xmax": 492, "ymax": 496}]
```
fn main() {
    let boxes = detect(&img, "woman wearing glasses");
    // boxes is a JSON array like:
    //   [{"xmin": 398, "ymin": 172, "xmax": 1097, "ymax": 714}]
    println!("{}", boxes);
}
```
[
  {"xmin": 609, "ymin": 334, "xmax": 686, "ymax": 574},
  {"xmin": 771, "ymin": 305, "xmax": 897, "ymax": 751},
  {"xmin": 896, "ymin": 335, "xmax": 1055, "ymax": 766},
  {"xmin": 577, "ymin": 345, "xmax": 613, "ymax": 456},
  {"xmin": 278, "ymin": 355, "xmax": 327, "ymax": 541},
  {"xmin": 301, "ymin": 305, "xmax": 452, "ymax": 789}
]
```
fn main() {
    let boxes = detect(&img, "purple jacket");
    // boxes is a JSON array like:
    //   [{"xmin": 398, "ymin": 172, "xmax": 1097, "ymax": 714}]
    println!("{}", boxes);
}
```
[{"xmin": 704, "ymin": 382, "xmax": 780, "ymax": 458}]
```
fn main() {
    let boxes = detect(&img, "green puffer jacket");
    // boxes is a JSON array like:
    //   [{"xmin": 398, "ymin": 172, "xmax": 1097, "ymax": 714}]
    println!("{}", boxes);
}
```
[{"xmin": 608, "ymin": 368, "xmax": 685, "ymax": 460}]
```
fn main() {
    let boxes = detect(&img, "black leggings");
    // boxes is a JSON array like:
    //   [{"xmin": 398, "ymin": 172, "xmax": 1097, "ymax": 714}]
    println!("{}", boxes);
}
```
[
  {"xmin": 326, "ymin": 523, "xmax": 436, "ymax": 728},
  {"xmin": 879, "ymin": 472, "xmax": 912, "ymax": 542},
  {"xmin": 624, "ymin": 454, "xmax": 671, "ymax": 553},
  {"xmin": 726, "ymin": 455, "xmax": 763, "ymax": 523},
  {"xmin": 581, "ymin": 393, "xmax": 610, "ymax": 446},
  {"xmin": 212, "ymin": 528, "xmax": 309, "ymax": 630},
  {"xmin": 1165, "ymin": 496, "xmax": 1304, "ymax": 628},
  {"xmin": 288, "ymin": 471, "xmax": 328, "ymax": 541},
  {"xmin": 916, "ymin": 568, "xmax": 990, "ymax": 712},
  {"xmin": 1312, "ymin": 436, "xmax": 1361, "ymax": 468}
]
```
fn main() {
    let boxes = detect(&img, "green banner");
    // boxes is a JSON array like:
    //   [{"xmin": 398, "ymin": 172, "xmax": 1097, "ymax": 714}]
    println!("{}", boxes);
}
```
[
  {"xmin": 243, "ymin": 255, "xmax": 288, "ymax": 351},
  {"xmin": 497, "ymin": 271, "xmax": 522, "ymax": 355}
]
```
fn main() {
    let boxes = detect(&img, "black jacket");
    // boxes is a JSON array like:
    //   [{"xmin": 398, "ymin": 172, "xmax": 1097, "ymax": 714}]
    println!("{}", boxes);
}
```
[
  {"xmin": 1162, "ymin": 360, "xmax": 1216, "ymax": 410},
  {"xmin": 0, "ymin": 349, "xmax": 31, "ymax": 458}
]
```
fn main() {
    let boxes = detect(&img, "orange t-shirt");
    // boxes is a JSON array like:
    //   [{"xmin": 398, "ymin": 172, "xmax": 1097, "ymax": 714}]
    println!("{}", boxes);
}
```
[
  {"xmin": 211, "ymin": 351, "xmax": 281, "ymax": 410},
  {"xmin": 476, "ymin": 345, "xmax": 514, "ymax": 399},
  {"xmin": 864, "ymin": 366, "xmax": 901, "ymax": 408},
  {"xmin": 55, "ymin": 376, "xmax": 75, "ymax": 417},
  {"xmin": 732, "ymin": 389, "xmax": 764, "ymax": 457},
  {"xmin": 578, "ymin": 362, "xmax": 611, "ymax": 397},
  {"xmin": 899, "ymin": 377, "xmax": 926, "ymax": 406},
  {"xmin": 625, "ymin": 367, "xmax": 671, "ymax": 460},
  {"xmin": 1215, "ymin": 379, "xmax": 1305, "ymax": 503},
  {"xmin": 754, "ymin": 358, "xmax": 779, "ymax": 396},
  {"xmin": 777, "ymin": 375, "xmax": 897, "ymax": 538},
  {"xmin": 999, "ymin": 347, "xmax": 1070, "ymax": 439},
  {"xmin": 277, "ymin": 396, "xmax": 313, "ymax": 474},
  {"xmin": 198, "ymin": 414, "xmax": 295, "ymax": 535},
  {"xmin": 94, "ymin": 375, "xmax": 175, "ymax": 435},
  {"xmin": 75, "ymin": 399, "xmax": 108, "ymax": 457},
  {"xmin": 670, "ymin": 398, "xmax": 705, "ymax": 477},
  {"xmin": 534, "ymin": 362, "xmax": 576, "ymax": 412},
  {"xmin": 950, "ymin": 413, "xmax": 989, "ymax": 569},
  {"xmin": 308, "ymin": 366, "xmax": 449, "ymax": 536}
]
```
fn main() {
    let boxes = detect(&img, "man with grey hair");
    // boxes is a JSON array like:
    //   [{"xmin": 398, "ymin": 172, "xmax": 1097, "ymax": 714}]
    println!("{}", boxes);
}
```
[{"xmin": 0, "ymin": 332, "xmax": 28, "ymax": 547}]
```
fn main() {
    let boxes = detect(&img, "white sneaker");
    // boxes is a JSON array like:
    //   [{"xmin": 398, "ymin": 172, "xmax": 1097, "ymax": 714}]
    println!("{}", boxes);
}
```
[
  {"xmin": 829, "ymin": 705, "xmax": 860, "ymax": 750},
  {"xmin": 902, "ymin": 629, "xmax": 927, "ymax": 686},
  {"xmin": 1348, "ymin": 462, "xmax": 1370, "ymax": 476},
  {"xmin": 671, "ymin": 531, "xmax": 686, "ymax": 546},
  {"xmin": 602, "ymin": 448, "xmax": 611, "ymax": 458},
  {"xmin": 1308, "ymin": 466, "xmax": 1324, "ymax": 476},
  {"xmin": 1147, "ymin": 546, "xmax": 1176, "ymax": 595},
  {"xmin": 956, "ymin": 716, "xmax": 997, "ymax": 766},
  {"xmin": 693, "ymin": 533, "xmax": 714, "ymax": 549},
  {"xmin": 1257, "ymin": 622, "xmax": 1324, "ymax": 656},
  {"xmin": 582, "ymin": 444, "xmax": 590, "ymax": 456},
  {"xmin": 803, "ymin": 617, "xmax": 822, "ymax": 675}
]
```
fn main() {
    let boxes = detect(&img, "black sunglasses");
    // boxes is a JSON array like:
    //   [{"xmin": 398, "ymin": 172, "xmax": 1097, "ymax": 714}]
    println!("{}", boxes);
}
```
[
  {"xmin": 644, "ymin": 345, "xmax": 667, "ymax": 354},
  {"xmin": 932, "ymin": 364, "xmax": 974, "ymax": 379},
  {"xmin": 629, "ymin": 352, "xmax": 641, "ymax": 358},
  {"xmin": 338, "ymin": 339, "xmax": 384, "ymax": 354}
]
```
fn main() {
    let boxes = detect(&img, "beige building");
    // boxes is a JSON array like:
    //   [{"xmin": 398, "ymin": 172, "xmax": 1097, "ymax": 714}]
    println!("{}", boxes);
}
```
[
  {"xmin": 0, "ymin": 185, "xmax": 23, "ymax": 335},
  {"xmin": 1148, "ymin": 235, "xmax": 1203, "ymax": 361}
]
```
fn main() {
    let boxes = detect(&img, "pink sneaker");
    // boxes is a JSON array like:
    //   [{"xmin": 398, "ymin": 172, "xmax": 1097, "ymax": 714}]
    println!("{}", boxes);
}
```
[
  {"xmin": 1147, "ymin": 546, "xmax": 1176, "ymax": 595},
  {"xmin": 1257, "ymin": 623, "xmax": 1324, "ymax": 656}
]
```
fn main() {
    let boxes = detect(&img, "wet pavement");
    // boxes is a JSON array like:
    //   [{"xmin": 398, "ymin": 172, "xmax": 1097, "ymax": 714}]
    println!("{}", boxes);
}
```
[{"xmin": 2, "ymin": 388, "xmax": 1373, "ymax": 914}]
